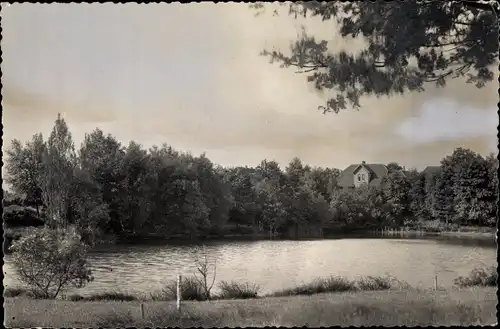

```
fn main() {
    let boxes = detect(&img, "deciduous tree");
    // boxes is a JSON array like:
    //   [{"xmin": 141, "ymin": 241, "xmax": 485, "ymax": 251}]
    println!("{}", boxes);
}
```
[{"xmin": 252, "ymin": 1, "xmax": 498, "ymax": 113}]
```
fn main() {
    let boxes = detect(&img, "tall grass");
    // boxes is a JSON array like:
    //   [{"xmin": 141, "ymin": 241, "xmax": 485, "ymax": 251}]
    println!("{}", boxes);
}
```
[
  {"xmin": 269, "ymin": 276, "xmax": 393, "ymax": 297},
  {"xmin": 270, "ymin": 276, "xmax": 357, "ymax": 297},
  {"xmin": 64, "ymin": 292, "xmax": 138, "ymax": 302},
  {"xmin": 453, "ymin": 266, "xmax": 497, "ymax": 287},
  {"xmin": 7, "ymin": 289, "xmax": 495, "ymax": 327},
  {"xmin": 218, "ymin": 280, "xmax": 260, "ymax": 299},
  {"xmin": 150, "ymin": 276, "xmax": 206, "ymax": 301},
  {"xmin": 356, "ymin": 276, "xmax": 392, "ymax": 290}
]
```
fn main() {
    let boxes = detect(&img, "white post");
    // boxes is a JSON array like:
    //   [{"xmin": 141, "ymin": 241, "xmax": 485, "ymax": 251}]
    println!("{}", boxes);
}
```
[
  {"xmin": 177, "ymin": 274, "xmax": 182, "ymax": 312},
  {"xmin": 434, "ymin": 275, "xmax": 438, "ymax": 290},
  {"xmin": 140, "ymin": 303, "xmax": 144, "ymax": 319}
]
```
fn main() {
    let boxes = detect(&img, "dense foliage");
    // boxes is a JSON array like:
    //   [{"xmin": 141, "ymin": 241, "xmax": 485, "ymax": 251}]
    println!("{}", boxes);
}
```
[
  {"xmin": 9, "ymin": 227, "xmax": 93, "ymax": 299},
  {"xmin": 252, "ymin": 1, "xmax": 498, "ymax": 113},
  {"xmin": 4, "ymin": 115, "xmax": 498, "ymax": 242}
]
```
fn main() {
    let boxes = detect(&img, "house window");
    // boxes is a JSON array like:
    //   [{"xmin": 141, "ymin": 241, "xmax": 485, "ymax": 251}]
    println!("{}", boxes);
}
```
[
  {"xmin": 357, "ymin": 175, "xmax": 361, "ymax": 182},
  {"xmin": 362, "ymin": 174, "xmax": 366, "ymax": 181}
]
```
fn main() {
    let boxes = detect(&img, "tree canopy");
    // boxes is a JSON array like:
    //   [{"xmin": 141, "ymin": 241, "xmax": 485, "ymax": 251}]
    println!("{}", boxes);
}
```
[
  {"xmin": 4, "ymin": 115, "xmax": 498, "ymax": 243},
  {"xmin": 252, "ymin": 1, "xmax": 499, "ymax": 113}
]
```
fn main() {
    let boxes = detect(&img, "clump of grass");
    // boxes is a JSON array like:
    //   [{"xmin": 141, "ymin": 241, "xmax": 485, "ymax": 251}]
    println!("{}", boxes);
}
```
[
  {"xmin": 454, "ymin": 266, "xmax": 497, "ymax": 287},
  {"xmin": 65, "ymin": 294, "xmax": 85, "ymax": 301},
  {"xmin": 4, "ymin": 287, "xmax": 30, "ymax": 298},
  {"xmin": 217, "ymin": 280, "xmax": 260, "ymax": 299},
  {"xmin": 4, "ymin": 287, "xmax": 47, "ymax": 299},
  {"xmin": 270, "ymin": 275, "xmax": 394, "ymax": 297},
  {"xmin": 270, "ymin": 276, "xmax": 357, "ymax": 297},
  {"xmin": 152, "ymin": 276, "xmax": 206, "ymax": 301},
  {"xmin": 64, "ymin": 292, "xmax": 138, "ymax": 301},
  {"xmin": 356, "ymin": 276, "xmax": 392, "ymax": 290}
]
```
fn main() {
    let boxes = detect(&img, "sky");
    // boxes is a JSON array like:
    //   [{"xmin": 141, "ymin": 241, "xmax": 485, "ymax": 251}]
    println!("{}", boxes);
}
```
[{"xmin": 2, "ymin": 3, "xmax": 498, "ymax": 175}]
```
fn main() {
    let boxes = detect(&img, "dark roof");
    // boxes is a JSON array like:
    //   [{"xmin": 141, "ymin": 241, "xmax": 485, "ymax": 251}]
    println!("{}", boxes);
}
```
[
  {"xmin": 422, "ymin": 166, "xmax": 441, "ymax": 175},
  {"xmin": 338, "ymin": 163, "xmax": 388, "ymax": 188}
]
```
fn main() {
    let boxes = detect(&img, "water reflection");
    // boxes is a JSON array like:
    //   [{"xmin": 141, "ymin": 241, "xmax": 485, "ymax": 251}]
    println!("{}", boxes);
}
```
[{"xmin": 3, "ymin": 235, "xmax": 496, "ymax": 296}]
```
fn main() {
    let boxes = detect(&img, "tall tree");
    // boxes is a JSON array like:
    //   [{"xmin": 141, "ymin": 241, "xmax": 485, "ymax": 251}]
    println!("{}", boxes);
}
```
[
  {"xmin": 381, "ymin": 170, "xmax": 412, "ymax": 226},
  {"xmin": 5, "ymin": 133, "xmax": 46, "ymax": 217},
  {"xmin": 407, "ymin": 169, "xmax": 430, "ymax": 220},
  {"xmin": 79, "ymin": 128, "xmax": 125, "ymax": 233},
  {"xmin": 39, "ymin": 114, "xmax": 77, "ymax": 228},
  {"xmin": 252, "ymin": 2, "xmax": 498, "ymax": 113},
  {"xmin": 449, "ymin": 149, "xmax": 495, "ymax": 226}
]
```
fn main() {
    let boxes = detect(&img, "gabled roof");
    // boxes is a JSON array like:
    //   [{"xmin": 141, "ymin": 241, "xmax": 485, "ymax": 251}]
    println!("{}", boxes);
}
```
[
  {"xmin": 422, "ymin": 166, "xmax": 441, "ymax": 175},
  {"xmin": 338, "ymin": 163, "xmax": 389, "ymax": 188}
]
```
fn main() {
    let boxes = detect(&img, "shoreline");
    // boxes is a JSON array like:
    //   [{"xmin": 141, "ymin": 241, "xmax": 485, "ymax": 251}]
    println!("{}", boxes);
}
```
[
  {"xmin": 115, "ymin": 229, "xmax": 496, "ymax": 245},
  {"xmin": 5, "ymin": 287, "xmax": 496, "ymax": 327},
  {"xmin": 377, "ymin": 228, "xmax": 496, "ymax": 239},
  {"xmin": 5, "ymin": 225, "xmax": 495, "ymax": 252}
]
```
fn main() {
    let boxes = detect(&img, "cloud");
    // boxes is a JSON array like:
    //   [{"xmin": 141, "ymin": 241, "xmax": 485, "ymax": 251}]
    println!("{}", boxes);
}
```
[
  {"xmin": 1, "ymin": 3, "xmax": 498, "ymax": 172},
  {"xmin": 395, "ymin": 100, "xmax": 497, "ymax": 144}
]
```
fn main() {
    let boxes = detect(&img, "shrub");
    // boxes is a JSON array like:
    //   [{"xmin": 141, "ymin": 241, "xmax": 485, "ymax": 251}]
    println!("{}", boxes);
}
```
[
  {"xmin": 64, "ymin": 292, "xmax": 137, "ymax": 301},
  {"xmin": 4, "ymin": 287, "xmax": 30, "ymax": 298},
  {"xmin": 154, "ymin": 276, "xmax": 206, "ymax": 301},
  {"xmin": 356, "ymin": 276, "xmax": 392, "ymax": 290},
  {"xmin": 218, "ymin": 280, "xmax": 260, "ymax": 299},
  {"xmin": 454, "ymin": 266, "xmax": 497, "ymax": 287},
  {"xmin": 270, "ymin": 276, "xmax": 357, "ymax": 297},
  {"xmin": 9, "ymin": 227, "xmax": 94, "ymax": 299}
]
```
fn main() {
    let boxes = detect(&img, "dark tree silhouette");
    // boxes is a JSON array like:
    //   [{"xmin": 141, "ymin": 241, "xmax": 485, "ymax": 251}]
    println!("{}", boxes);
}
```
[{"xmin": 252, "ymin": 1, "xmax": 498, "ymax": 113}]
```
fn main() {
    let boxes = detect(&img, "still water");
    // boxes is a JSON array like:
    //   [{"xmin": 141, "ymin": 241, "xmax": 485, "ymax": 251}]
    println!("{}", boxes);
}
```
[{"xmin": 3, "ymin": 235, "xmax": 496, "ymax": 296}]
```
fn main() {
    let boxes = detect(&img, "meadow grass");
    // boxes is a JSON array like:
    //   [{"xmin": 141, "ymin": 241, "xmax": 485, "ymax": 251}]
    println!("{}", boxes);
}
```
[
  {"xmin": 5, "ymin": 288, "xmax": 496, "ymax": 327},
  {"xmin": 218, "ymin": 280, "xmax": 260, "ymax": 299},
  {"xmin": 268, "ymin": 275, "xmax": 393, "ymax": 297}
]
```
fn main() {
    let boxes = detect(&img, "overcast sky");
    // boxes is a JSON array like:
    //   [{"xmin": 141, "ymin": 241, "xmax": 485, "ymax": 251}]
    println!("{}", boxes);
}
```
[{"xmin": 2, "ymin": 3, "xmax": 498, "ymax": 174}]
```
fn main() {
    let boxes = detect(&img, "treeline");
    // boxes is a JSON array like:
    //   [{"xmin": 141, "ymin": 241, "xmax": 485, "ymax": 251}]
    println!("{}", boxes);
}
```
[
  {"xmin": 4, "ymin": 114, "xmax": 498, "ymax": 243},
  {"xmin": 329, "ymin": 151, "xmax": 498, "ymax": 232}
]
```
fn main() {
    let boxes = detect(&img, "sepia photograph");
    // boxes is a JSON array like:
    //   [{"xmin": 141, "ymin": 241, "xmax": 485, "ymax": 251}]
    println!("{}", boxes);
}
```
[{"xmin": 2, "ymin": 1, "xmax": 498, "ymax": 327}]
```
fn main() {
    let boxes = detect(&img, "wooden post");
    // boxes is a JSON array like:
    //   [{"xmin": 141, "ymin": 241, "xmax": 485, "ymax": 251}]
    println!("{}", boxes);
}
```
[
  {"xmin": 177, "ymin": 274, "xmax": 182, "ymax": 312},
  {"xmin": 140, "ymin": 303, "xmax": 144, "ymax": 319},
  {"xmin": 434, "ymin": 275, "xmax": 438, "ymax": 290}
]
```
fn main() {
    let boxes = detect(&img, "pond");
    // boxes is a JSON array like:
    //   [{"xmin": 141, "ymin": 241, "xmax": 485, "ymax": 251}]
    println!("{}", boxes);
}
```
[{"xmin": 3, "ymin": 234, "xmax": 496, "ymax": 296}]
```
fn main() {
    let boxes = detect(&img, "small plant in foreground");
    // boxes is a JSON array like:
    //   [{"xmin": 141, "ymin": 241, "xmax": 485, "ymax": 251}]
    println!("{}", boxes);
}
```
[
  {"xmin": 218, "ymin": 280, "xmax": 260, "ymax": 299},
  {"xmin": 9, "ymin": 226, "xmax": 93, "ymax": 299},
  {"xmin": 159, "ymin": 276, "xmax": 206, "ymax": 301}
]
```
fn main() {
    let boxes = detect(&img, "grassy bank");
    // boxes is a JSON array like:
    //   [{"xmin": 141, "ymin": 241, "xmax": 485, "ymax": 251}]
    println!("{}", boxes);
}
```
[
  {"xmin": 5, "ymin": 287, "xmax": 496, "ymax": 327},
  {"xmin": 4, "ymin": 275, "xmax": 398, "ymax": 302}
]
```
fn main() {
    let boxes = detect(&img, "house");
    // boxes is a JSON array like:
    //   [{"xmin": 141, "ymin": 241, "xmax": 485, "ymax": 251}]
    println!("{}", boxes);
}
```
[
  {"xmin": 337, "ymin": 161, "xmax": 390, "ymax": 190},
  {"xmin": 422, "ymin": 166, "xmax": 441, "ymax": 177}
]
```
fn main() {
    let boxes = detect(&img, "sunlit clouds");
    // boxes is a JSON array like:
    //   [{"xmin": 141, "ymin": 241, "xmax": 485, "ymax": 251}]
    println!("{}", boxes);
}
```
[{"xmin": 2, "ymin": 3, "xmax": 497, "ymax": 175}]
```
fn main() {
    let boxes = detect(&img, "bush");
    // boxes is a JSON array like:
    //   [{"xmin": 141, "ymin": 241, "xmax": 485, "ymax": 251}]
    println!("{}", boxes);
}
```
[
  {"xmin": 270, "ymin": 276, "xmax": 357, "ymax": 297},
  {"xmin": 454, "ymin": 267, "xmax": 497, "ymax": 287},
  {"xmin": 218, "ymin": 280, "xmax": 260, "ymax": 299},
  {"xmin": 356, "ymin": 276, "xmax": 392, "ymax": 290},
  {"xmin": 9, "ymin": 227, "xmax": 94, "ymax": 299},
  {"xmin": 269, "ymin": 276, "xmax": 394, "ymax": 297},
  {"xmin": 65, "ymin": 292, "xmax": 137, "ymax": 301},
  {"xmin": 4, "ymin": 287, "xmax": 30, "ymax": 298},
  {"xmin": 153, "ymin": 276, "xmax": 206, "ymax": 301}
]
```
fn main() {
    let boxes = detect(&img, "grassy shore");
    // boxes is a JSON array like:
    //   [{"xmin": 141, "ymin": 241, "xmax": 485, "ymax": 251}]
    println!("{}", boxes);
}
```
[{"xmin": 5, "ymin": 287, "xmax": 496, "ymax": 327}]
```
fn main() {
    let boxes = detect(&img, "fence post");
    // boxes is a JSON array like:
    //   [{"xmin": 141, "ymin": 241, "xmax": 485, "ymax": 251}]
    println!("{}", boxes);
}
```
[
  {"xmin": 177, "ymin": 274, "xmax": 182, "ymax": 312},
  {"xmin": 434, "ymin": 275, "xmax": 438, "ymax": 290},
  {"xmin": 140, "ymin": 303, "xmax": 144, "ymax": 319}
]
